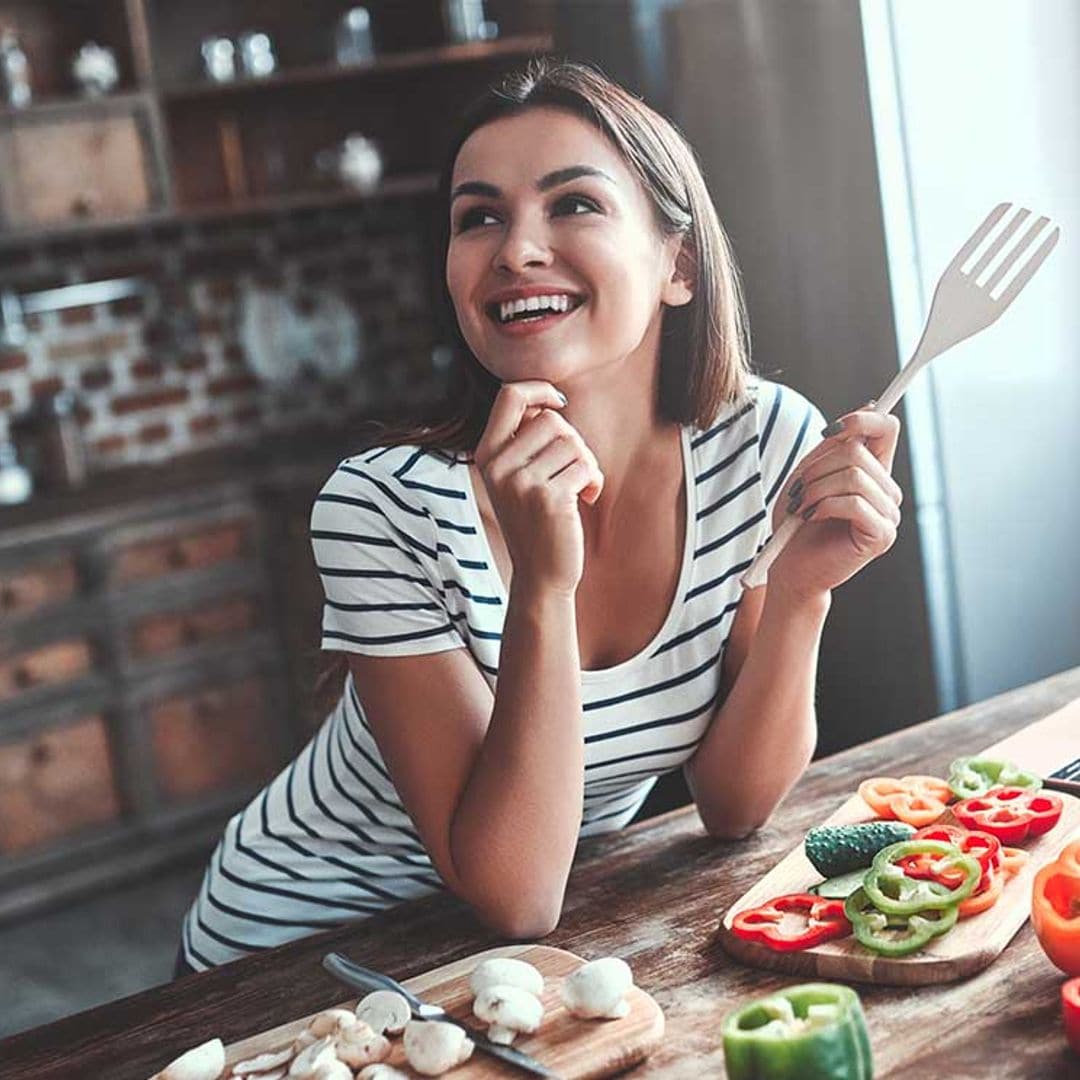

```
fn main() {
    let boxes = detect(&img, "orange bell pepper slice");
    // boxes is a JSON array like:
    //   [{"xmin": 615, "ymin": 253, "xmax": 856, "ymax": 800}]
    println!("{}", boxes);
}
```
[
  {"xmin": 858, "ymin": 775, "xmax": 952, "ymax": 827},
  {"xmin": 1031, "ymin": 838, "xmax": 1080, "ymax": 976},
  {"xmin": 958, "ymin": 865, "xmax": 1004, "ymax": 918},
  {"xmin": 1000, "ymin": 846, "xmax": 1030, "ymax": 878}
]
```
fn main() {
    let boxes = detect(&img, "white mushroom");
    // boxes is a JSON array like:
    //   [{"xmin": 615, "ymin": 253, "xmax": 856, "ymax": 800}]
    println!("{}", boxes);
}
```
[
  {"xmin": 560, "ymin": 957, "xmax": 634, "ymax": 1020},
  {"xmin": 357, "ymin": 1067, "xmax": 411, "ymax": 1080},
  {"xmin": 469, "ymin": 957, "xmax": 544, "ymax": 998},
  {"xmin": 288, "ymin": 1036, "xmax": 338, "ymax": 1079},
  {"xmin": 291, "ymin": 1030, "xmax": 318, "ymax": 1054},
  {"xmin": 232, "ymin": 1047, "xmax": 294, "ymax": 1076},
  {"xmin": 336, "ymin": 1025, "xmax": 391, "ymax": 1069},
  {"xmin": 152, "ymin": 1038, "xmax": 226, "ymax": 1080},
  {"xmin": 356, "ymin": 989, "xmax": 411, "ymax": 1035},
  {"xmin": 308, "ymin": 1008, "xmax": 358, "ymax": 1038},
  {"xmin": 472, "ymin": 985, "xmax": 544, "ymax": 1045},
  {"xmin": 311, "ymin": 1062, "xmax": 353, "ymax": 1080},
  {"xmin": 403, "ymin": 1020, "xmax": 474, "ymax": 1076},
  {"xmin": 241, "ymin": 1071, "xmax": 287, "ymax": 1080}
]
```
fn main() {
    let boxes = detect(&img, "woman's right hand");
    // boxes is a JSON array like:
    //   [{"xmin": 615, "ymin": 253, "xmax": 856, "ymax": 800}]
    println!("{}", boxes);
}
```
[{"xmin": 474, "ymin": 381, "xmax": 604, "ymax": 596}]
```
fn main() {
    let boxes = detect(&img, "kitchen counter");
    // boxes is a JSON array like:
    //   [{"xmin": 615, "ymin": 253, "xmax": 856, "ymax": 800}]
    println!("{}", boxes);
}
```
[{"xmin": 3, "ymin": 665, "xmax": 1079, "ymax": 1079}]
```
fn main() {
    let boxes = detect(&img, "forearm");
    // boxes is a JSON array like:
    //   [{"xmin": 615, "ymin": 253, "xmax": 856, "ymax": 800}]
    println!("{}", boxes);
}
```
[
  {"xmin": 450, "ymin": 582, "xmax": 584, "ymax": 934},
  {"xmin": 686, "ymin": 584, "xmax": 831, "ymax": 837}
]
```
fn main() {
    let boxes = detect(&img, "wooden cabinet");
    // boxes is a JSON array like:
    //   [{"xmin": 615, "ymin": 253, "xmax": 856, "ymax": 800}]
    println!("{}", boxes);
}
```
[
  {"xmin": 129, "ymin": 593, "xmax": 261, "ymax": 659},
  {"xmin": 0, "ymin": 638, "xmax": 95, "ymax": 702},
  {"xmin": 109, "ymin": 515, "xmax": 253, "ymax": 585},
  {"xmin": 0, "ymin": 555, "xmax": 79, "ymax": 619}
]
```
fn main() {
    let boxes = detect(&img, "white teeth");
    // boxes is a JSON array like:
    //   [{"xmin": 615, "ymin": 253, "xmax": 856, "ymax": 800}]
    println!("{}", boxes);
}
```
[{"xmin": 497, "ymin": 294, "xmax": 576, "ymax": 323}]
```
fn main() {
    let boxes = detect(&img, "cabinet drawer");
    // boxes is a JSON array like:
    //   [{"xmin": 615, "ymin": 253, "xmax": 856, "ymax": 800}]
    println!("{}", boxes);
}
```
[
  {"xmin": 150, "ymin": 676, "xmax": 275, "ymax": 802},
  {"xmin": 110, "ymin": 519, "xmax": 253, "ymax": 586},
  {"xmin": 0, "ymin": 557, "xmax": 79, "ymax": 620},
  {"xmin": 0, "ymin": 639, "xmax": 94, "ymax": 702},
  {"xmin": 0, "ymin": 715, "xmax": 121, "ymax": 855},
  {"xmin": 130, "ymin": 594, "xmax": 262, "ymax": 659}
]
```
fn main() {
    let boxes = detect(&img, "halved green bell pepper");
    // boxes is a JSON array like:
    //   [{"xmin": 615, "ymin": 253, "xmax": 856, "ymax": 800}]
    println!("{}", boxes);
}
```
[
  {"xmin": 862, "ymin": 840, "xmax": 980, "ymax": 915},
  {"xmin": 722, "ymin": 982, "xmax": 873, "ymax": 1080},
  {"xmin": 947, "ymin": 756, "xmax": 1042, "ymax": 799},
  {"xmin": 844, "ymin": 886, "xmax": 958, "ymax": 956}
]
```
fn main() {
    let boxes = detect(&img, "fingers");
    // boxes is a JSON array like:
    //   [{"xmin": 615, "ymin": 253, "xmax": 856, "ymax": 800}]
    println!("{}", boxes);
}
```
[
  {"xmin": 791, "ymin": 455, "xmax": 902, "ymax": 528},
  {"xmin": 821, "ymin": 404, "xmax": 902, "ymax": 472},
  {"xmin": 475, "ymin": 381, "xmax": 567, "ymax": 467},
  {"xmin": 785, "ymin": 438, "xmax": 902, "ymax": 511},
  {"xmin": 800, "ymin": 493, "xmax": 899, "ymax": 557}
]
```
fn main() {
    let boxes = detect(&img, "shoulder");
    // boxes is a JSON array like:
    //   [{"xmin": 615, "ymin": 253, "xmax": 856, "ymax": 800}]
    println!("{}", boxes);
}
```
[{"xmin": 747, "ymin": 378, "xmax": 826, "ymax": 446}]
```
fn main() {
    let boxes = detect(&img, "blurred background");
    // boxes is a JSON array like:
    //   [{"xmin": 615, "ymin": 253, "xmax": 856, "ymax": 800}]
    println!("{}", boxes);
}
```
[{"xmin": 0, "ymin": 0, "xmax": 1076, "ymax": 1037}]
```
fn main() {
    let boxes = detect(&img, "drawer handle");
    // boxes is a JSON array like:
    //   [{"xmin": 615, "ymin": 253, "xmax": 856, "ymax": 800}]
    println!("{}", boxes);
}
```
[
  {"xmin": 30, "ymin": 741, "xmax": 53, "ymax": 766},
  {"xmin": 13, "ymin": 666, "xmax": 36, "ymax": 690},
  {"xmin": 167, "ymin": 546, "xmax": 189, "ymax": 570},
  {"xmin": 195, "ymin": 697, "xmax": 221, "ymax": 720},
  {"xmin": 0, "ymin": 586, "xmax": 16, "ymax": 611}
]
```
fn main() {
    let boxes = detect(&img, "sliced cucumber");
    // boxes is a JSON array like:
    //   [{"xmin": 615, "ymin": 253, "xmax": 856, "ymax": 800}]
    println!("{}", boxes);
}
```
[
  {"xmin": 804, "ymin": 821, "xmax": 916, "ymax": 877},
  {"xmin": 809, "ymin": 868, "xmax": 868, "ymax": 899}
]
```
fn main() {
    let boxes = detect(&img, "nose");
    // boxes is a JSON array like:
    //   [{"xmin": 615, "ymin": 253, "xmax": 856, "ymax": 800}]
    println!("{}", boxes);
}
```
[{"xmin": 492, "ymin": 217, "xmax": 553, "ymax": 275}]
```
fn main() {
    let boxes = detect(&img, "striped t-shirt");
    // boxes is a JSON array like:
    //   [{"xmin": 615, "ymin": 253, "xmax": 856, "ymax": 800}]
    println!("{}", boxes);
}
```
[{"xmin": 180, "ymin": 378, "xmax": 824, "ymax": 970}]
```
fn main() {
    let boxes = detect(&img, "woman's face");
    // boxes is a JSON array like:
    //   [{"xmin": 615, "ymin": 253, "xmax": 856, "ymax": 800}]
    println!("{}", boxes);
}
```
[{"xmin": 446, "ymin": 107, "xmax": 691, "ymax": 388}]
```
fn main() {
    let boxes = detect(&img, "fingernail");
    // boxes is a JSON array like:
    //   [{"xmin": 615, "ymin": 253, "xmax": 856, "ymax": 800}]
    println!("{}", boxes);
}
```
[
  {"xmin": 802, "ymin": 505, "xmax": 817, "ymax": 521},
  {"xmin": 788, "ymin": 477, "xmax": 804, "ymax": 499},
  {"xmin": 821, "ymin": 419, "xmax": 844, "ymax": 438},
  {"xmin": 787, "ymin": 490, "xmax": 804, "ymax": 514},
  {"xmin": 555, "ymin": 390, "xmax": 568, "ymax": 406}
]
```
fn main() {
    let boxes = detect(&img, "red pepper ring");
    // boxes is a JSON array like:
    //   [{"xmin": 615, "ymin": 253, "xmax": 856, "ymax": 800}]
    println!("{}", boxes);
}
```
[
  {"xmin": 908, "ymin": 825, "xmax": 1002, "ymax": 889},
  {"xmin": 952, "ymin": 787, "xmax": 1064, "ymax": 844},
  {"xmin": 730, "ymin": 893, "xmax": 852, "ymax": 952}
]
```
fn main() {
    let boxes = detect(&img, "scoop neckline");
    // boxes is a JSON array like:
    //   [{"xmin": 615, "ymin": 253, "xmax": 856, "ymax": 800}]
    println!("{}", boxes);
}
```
[{"xmin": 461, "ymin": 425, "xmax": 697, "ymax": 682}]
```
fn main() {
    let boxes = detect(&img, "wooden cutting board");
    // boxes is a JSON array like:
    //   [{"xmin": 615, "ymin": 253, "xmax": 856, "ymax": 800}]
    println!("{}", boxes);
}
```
[
  {"xmin": 221, "ymin": 944, "xmax": 665, "ymax": 1079},
  {"xmin": 719, "ymin": 698, "xmax": 1080, "ymax": 985}
]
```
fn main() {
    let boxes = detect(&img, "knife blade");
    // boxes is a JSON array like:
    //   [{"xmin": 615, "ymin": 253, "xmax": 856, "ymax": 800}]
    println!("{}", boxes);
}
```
[{"xmin": 322, "ymin": 952, "xmax": 563, "ymax": 1078}]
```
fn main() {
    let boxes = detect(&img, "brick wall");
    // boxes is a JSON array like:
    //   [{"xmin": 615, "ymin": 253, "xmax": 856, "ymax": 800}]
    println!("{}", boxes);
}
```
[{"xmin": 0, "ymin": 197, "xmax": 447, "ymax": 473}]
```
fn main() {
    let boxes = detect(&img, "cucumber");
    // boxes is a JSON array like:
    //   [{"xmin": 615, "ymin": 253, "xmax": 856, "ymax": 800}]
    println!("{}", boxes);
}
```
[
  {"xmin": 804, "ymin": 821, "xmax": 916, "ymax": 877},
  {"xmin": 809, "ymin": 868, "xmax": 868, "ymax": 899}
]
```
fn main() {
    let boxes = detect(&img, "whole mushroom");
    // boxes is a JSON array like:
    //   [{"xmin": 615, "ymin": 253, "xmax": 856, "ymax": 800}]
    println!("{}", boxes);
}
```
[
  {"xmin": 472, "ymin": 984, "xmax": 544, "ymax": 1045},
  {"xmin": 151, "ymin": 1038, "xmax": 225, "ymax": 1080},
  {"xmin": 561, "ymin": 957, "xmax": 634, "ymax": 1020},
  {"xmin": 403, "ymin": 1019, "xmax": 474, "ymax": 1076},
  {"xmin": 469, "ymin": 957, "xmax": 544, "ymax": 998},
  {"xmin": 356, "ymin": 989, "xmax": 411, "ymax": 1035}
]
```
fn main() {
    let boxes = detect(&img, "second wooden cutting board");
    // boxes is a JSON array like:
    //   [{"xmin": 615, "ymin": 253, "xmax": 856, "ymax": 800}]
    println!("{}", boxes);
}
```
[
  {"xmin": 221, "ymin": 944, "xmax": 665, "ymax": 1079},
  {"xmin": 719, "ymin": 697, "xmax": 1080, "ymax": 985}
]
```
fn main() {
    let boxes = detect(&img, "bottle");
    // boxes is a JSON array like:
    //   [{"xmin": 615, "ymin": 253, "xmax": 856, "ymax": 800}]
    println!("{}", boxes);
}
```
[
  {"xmin": 335, "ymin": 8, "xmax": 374, "ymax": 66},
  {"xmin": 35, "ymin": 391, "xmax": 87, "ymax": 490},
  {"xmin": 0, "ymin": 28, "xmax": 31, "ymax": 108},
  {"xmin": 0, "ymin": 438, "xmax": 32, "ymax": 504}
]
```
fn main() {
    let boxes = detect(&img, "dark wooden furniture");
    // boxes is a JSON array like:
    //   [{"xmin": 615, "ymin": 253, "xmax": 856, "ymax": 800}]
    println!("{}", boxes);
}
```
[
  {"xmin": 3, "ymin": 665, "xmax": 1078, "ymax": 1079},
  {"xmin": 0, "ymin": 0, "xmax": 554, "ymax": 242}
]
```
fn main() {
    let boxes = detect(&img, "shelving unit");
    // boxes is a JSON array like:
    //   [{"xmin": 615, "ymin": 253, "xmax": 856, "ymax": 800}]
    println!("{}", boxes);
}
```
[{"xmin": 0, "ymin": 0, "xmax": 554, "ymax": 243}]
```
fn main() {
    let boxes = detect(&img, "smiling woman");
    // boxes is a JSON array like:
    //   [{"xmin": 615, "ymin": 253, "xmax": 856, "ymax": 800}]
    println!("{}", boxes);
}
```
[{"xmin": 175, "ymin": 59, "xmax": 904, "ymax": 973}]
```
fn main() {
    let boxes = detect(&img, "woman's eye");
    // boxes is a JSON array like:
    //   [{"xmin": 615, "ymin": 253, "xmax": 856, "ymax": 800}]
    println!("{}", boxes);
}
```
[
  {"xmin": 553, "ymin": 194, "xmax": 600, "ymax": 216},
  {"xmin": 455, "ymin": 206, "xmax": 499, "ymax": 232}
]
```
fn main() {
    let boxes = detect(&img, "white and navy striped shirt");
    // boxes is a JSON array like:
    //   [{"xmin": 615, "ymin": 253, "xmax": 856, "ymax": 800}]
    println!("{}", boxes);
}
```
[{"xmin": 180, "ymin": 379, "xmax": 824, "ymax": 969}]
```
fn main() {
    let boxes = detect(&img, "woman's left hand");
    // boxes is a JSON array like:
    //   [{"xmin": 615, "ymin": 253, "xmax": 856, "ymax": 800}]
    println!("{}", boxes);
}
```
[{"xmin": 768, "ymin": 405, "xmax": 904, "ymax": 599}]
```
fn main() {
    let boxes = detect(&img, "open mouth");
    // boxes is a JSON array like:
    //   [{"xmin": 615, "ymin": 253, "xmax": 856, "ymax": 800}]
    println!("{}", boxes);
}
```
[{"xmin": 485, "ymin": 293, "xmax": 586, "ymax": 327}]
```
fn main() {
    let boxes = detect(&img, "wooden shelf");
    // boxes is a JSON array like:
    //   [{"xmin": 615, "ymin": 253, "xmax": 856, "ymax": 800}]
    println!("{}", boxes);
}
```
[
  {"xmin": 160, "ymin": 35, "xmax": 553, "ymax": 102},
  {"xmin": 0, "ymin": 90, "xmax": 151, "ymax": 124}
]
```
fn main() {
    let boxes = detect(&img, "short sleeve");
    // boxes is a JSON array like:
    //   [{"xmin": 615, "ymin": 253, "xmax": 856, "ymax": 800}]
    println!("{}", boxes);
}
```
[
  {"xmin": 755, "ymin": 381, "xmax": 828, "ymax": 516},
  {"xmin": 311, "ymin": 453, "xmax": 464, "ymax": 657}
]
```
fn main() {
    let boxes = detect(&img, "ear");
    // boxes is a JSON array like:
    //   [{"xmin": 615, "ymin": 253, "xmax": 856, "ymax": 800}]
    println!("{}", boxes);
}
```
[{"xmin": 661, "ymin": 235, "xmax": 695, "ymax": 308}]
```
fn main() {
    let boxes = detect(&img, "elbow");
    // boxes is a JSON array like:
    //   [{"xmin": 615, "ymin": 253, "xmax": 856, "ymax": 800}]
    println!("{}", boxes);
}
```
[
  {"xmin": 700, "ymin": 814, "xmax": 770, "ymax": 841},
  {"xmin": 478, "ymin": 898, "xmax": 563, "ymax": 940}
]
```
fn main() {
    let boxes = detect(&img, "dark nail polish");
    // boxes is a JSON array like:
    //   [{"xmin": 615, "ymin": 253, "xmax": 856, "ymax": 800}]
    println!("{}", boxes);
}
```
[
  {"xmin": 821, "ymin": 419, "xmax": 844, "ymax": 438},
  {"xmin": 555, "ymin": 390, "xmax": 568, "ymax": 406},
  {"xmin": 789, "ymin": 477, "xmax": 804, "ymax": 499},
  {"xmin": 802, "ymin": 505, "xmax": 817, "ymax": 521},
  {"xmin": 787, "ymin": 490, "xmax": 804, "ymax": 514}
]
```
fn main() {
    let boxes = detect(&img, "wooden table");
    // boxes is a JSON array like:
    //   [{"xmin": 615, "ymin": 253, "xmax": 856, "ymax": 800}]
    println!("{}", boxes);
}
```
[{"xmin": 4, "ymin": 667, "xmax": 1080, "ymax": 1080}]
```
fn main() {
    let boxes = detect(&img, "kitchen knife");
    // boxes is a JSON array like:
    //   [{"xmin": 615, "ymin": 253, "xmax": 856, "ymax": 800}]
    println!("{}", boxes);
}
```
[{"xmin": 322, "ymin": 952, "xmax": 563, "ymax": 1078}]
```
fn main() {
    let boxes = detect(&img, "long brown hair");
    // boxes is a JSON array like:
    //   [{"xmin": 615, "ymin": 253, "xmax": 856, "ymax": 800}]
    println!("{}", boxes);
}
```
[{"xmin": 312, "ymin": 57, "xmax": 753, "ymax": 718}]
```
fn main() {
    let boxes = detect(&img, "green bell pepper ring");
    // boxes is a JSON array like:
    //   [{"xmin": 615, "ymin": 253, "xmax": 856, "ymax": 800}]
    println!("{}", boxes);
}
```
[
  {"xmin": 863, "ymin": 840, "xmax": 980, "ymax": 915},
  {"xmin": 844, "ymin": 886, "xmax": 958, "ymax": 956},
  {"xmin": 722, "ymin": 982, "xmax": 873, "ymax": 1080},
  {"xmin": 947, "ymin": 756, "xmax": 1042, "ymax": 799}
]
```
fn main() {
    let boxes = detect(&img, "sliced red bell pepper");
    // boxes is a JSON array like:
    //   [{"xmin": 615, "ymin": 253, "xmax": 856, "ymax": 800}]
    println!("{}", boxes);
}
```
[
  {"xmin": 909, "ymin": 825, "xmax": 1002, "ymax": 890},
  {"xmin": 731, "ymin": 893, "xmax": 851, "ymax": 952},
  {"xmin": 1064, "ymin": 977, "xmax": 1080, "ymax": 1055},
  {"xmin": 952, "ymin": 786, "xmax": 1063, "ymax": 843}
]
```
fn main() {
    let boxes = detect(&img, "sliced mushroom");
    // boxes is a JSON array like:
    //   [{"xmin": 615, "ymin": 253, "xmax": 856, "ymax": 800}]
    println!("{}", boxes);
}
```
[
  {"xmin": 288, "ymin": 1035, "xmax": 338, "ymax": 1079},
  {"xmin": 291, "ymin": 1030, "xmax": 318, "ymax": 1054},
  {"xmin": 357, "ymin": 1067, "xmax": 411, "ymax": 1080},
  {"xmin": 336, "ymin": 1025, "xmax": 391, "ymax": 1069},
  {"xmin": 241, "ymin": 1070, "xmax": 287, "ymax": 1080},
  {"xmin": 152, "ymin": 1038, "xmax": 226, "ymax": 1080},
  {"xmin": 473, "ymin": 985, "xmax": 544, "ymax": 1045},
  {"xmin": 355, "ymin": 989, "xmax": 411, "ymax": 1035},
  {"xmin": 561, "ymin": 957, "xmax": 634, "ymax": 1020},
  {"xmin": 232, "ymin": 1047, "xmax": 294, "ymax": 1076},
  {"xmin": 403, "ymin": 1019, "xmax": 474, "ymax": 1076},
  {"xmin": 469, "ymin": 957, "xmax": 544, "ymax": 998},
  {"xmin": 310, "ymin": 1062, "xmax": 352, "ymax": 1080},
  {"xmin": 307, "ymin": 1008, "xmax": 358, "ymax": 1038}
]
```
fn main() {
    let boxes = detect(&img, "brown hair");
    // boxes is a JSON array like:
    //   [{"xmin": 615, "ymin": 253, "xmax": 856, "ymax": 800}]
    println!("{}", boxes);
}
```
[{"xmin": 312, "ymin": 57, "xmax": 753, "ymax": 717}]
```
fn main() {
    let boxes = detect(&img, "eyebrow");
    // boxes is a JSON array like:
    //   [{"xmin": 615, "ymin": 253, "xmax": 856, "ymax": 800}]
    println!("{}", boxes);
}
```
[{"xmin": 450, "ymin": 165, "xmax": 616, "ymax": 203}]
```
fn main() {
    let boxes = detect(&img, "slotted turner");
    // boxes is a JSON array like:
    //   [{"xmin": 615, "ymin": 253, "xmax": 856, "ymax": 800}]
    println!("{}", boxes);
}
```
[{"xmin": 741, "ymin": 201, "xmax": 1061, "ymax": 589}]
